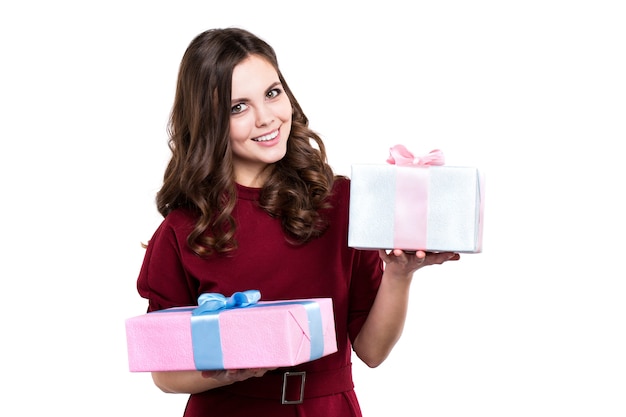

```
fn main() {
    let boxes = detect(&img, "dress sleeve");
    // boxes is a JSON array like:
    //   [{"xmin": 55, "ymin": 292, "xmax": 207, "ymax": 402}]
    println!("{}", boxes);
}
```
[
  {"xmin": 346, "ymin": 248, "xmax": 383, "ymax": 344},
  {"xmin": 136, "ymin": 215, "xmax": 197, "ymax": 312}
]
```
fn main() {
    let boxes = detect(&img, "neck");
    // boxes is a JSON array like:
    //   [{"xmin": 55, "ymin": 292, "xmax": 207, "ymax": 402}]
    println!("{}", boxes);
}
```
[{"xmin": 235, "ymin": 166, "xmax": 272, "ymax": 188}]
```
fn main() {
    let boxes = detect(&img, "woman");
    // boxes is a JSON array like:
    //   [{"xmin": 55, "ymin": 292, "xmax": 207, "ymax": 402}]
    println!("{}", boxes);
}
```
[{"xmin": 136, "ymin": 27, "xmax": 460, "ymax": 416}]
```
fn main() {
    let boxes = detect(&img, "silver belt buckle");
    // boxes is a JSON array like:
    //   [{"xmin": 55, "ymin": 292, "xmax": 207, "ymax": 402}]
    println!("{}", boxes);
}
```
[{"xmin": 281, "ymin": 371, "xmax": 306, "ymax": 404}]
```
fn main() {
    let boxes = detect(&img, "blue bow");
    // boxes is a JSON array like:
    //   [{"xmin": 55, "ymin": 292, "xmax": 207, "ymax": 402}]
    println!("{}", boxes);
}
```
[{"xmin": 192, "ymin": 290, "xmax": 261, "ymax": 316}]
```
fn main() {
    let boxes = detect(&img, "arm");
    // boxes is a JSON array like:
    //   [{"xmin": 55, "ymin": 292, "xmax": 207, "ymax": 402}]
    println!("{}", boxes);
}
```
[
  {"xmin": 151, "ymin": 368, "xmax": 273, "ymax": 394},
  {"xmin": 352, "ymin": 249, "xmax": 460, "ymax": 368}
]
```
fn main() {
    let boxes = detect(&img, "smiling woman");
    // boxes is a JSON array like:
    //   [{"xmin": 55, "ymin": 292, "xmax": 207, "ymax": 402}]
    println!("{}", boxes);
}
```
[
  {"xmin": 2, "ymin": 1, "xmax": 624, "ymax": 416},
  {"xmin": 133, "ymin": 27, "xmax": 459, "ymax": 417}
]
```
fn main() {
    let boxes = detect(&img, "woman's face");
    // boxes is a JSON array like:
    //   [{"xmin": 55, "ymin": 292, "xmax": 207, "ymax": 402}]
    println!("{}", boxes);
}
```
[{"xmin": 229, "ymin": 54, "xmax": 293, "ymax": 187}]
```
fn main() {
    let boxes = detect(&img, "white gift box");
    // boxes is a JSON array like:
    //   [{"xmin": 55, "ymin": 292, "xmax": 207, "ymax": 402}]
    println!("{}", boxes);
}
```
[{"xmin": 348, "ymin": 147, "xmax": 485, "ymax": 253}]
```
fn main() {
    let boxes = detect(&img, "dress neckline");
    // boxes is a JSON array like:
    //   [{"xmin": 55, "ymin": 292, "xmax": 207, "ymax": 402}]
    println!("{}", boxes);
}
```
[{"xmin": 235, "ymin": 183, "xmax": 261, "ymax": 201}]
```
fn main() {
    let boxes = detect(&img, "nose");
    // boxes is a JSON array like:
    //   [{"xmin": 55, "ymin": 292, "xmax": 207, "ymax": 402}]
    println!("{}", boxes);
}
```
[{"xmin": 255, "ymin": 104, "xmax": 274, "ymax": 128}]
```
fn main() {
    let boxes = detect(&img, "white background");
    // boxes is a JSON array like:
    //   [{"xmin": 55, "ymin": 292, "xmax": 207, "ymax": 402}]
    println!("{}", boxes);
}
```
[{"xmin": 1, "ymin": 1, "xmax": 624, "ymax": 416}]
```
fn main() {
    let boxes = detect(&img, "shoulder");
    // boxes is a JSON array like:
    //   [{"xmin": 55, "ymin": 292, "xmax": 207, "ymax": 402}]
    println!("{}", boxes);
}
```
[
  {"xmin": 151, "ymin": 208, "xmax": 198, "ymax": 241},
  {"xmin": 330, "ymin": 175, "xmax": 350, "ymax": 200},
  {"xmin": 163, "ymin": 207, "xmax": 197, "ymax": 226},
  {"xmin": 324, "ymin": 175, "xmax": 351, "ymax": 217}
]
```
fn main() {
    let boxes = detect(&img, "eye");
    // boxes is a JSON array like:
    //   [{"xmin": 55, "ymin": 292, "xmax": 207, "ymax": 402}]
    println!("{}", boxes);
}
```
[
  {"xmin": 231, "ymin": 102, "xmax": 248, "ymax": 114},
  {"xmin": 266, "ymin": 88, "xmax": 282, "ymax": 99}
]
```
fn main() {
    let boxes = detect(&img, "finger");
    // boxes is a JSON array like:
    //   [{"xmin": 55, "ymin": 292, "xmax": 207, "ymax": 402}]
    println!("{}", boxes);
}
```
[
  {"xmin": 377, "ymin": 249, "xmax": 391, "ymax": 263},
  {"xmin": 439, "ymin": 252, "xmax": 460, "ymax": 261},
  {"xmin": 414, "ymin": 250, "xmax": 427, "ymax": 262},
  {"xmin": 428, "ymin": 252, "xmax": 459, "ymax": 264}
]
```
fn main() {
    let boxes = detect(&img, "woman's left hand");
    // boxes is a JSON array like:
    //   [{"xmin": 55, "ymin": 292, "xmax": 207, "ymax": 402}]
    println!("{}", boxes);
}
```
[{"xmin": 378, "ymin": 249, "xmax": 460, "ymax": 276}]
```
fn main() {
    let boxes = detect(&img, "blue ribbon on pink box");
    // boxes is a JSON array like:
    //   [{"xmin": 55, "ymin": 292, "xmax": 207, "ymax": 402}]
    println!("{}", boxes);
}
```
[{"xmin": 168, "ymin": 290, "xmax": 324, "ymax": 370}]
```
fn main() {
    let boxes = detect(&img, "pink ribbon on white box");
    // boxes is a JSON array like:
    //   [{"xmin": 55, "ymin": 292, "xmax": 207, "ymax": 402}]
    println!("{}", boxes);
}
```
[
  {"xmin": 386, "ymin": 144, "xmax": 445, "ymax": 167},
  {"xmin": 386, "ymin": 145, "xmax": 444, "ymax": 250}
]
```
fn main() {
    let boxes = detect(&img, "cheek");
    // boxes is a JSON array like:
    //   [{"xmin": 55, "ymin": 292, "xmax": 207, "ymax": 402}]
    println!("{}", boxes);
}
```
[
  {"xmin": 229, "ymin": 119, "xmax": 251, "ymax": 144},
  {"xmin": 279, "ymin": 98, "xmax": 293, "ymax": 122},
  {"xmin": 282, "ymin": 105, "xmax": 293, "ymax": 123},
  {"xmin": 279, "ymin": 106, "xmax": 293, "ymax": 133}
]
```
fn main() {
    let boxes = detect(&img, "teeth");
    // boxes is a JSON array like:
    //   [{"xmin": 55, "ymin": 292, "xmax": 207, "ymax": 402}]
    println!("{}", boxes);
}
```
[{"xmin": 253, "ymin": 130, "xmax": 278, "ymax": 142}]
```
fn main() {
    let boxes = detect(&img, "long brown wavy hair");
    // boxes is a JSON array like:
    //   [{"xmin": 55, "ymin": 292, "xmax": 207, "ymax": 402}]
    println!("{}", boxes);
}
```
[{"xmin": 156, "ymin": 28, "xmax": 337, "ymax": 257}]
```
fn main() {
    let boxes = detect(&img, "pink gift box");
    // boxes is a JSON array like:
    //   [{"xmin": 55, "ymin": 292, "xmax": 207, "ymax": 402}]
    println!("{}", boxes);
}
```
[{"xmin": 125, "ymin": 296, "xmax": 337, "ymax": 371}]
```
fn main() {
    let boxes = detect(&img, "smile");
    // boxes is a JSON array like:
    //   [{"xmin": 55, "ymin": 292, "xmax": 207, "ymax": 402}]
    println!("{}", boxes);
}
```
[{"xmin": 252, "ymin": 130, "xmax": 279, "ymax": 142}]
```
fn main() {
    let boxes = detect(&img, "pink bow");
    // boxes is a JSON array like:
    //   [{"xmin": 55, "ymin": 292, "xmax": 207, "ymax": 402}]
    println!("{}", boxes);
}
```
[{"xmin": 386, "ymin": 144, "xmax": 445, "ymax": 167}]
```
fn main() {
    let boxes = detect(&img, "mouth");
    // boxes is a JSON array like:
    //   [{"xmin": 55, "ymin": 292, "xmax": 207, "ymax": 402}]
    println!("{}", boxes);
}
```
[{"xmin": 252, "ymin": 130, "xmax": 279, "ymax": 142}]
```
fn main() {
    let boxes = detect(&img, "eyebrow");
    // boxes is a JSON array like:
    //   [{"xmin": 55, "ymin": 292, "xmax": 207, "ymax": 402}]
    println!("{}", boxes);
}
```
[{"xmin": 231, "ymin": 81, "xmax": 282, "ymax": 104}]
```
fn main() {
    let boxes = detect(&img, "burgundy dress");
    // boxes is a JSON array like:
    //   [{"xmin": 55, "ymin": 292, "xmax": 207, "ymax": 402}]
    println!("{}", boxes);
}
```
[{"xmin": 137, "ymin": 178, "xmax": 383, "ymax": 417}]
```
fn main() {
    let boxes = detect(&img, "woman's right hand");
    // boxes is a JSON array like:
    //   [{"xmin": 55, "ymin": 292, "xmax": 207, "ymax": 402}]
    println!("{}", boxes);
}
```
[
  {"xmin": 201, "ymin": 368, "xmax": 274, "ymax": 383},
  {"xmin": 152, "ymin": 368, "xmax": 274, "ymax": 394}
]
